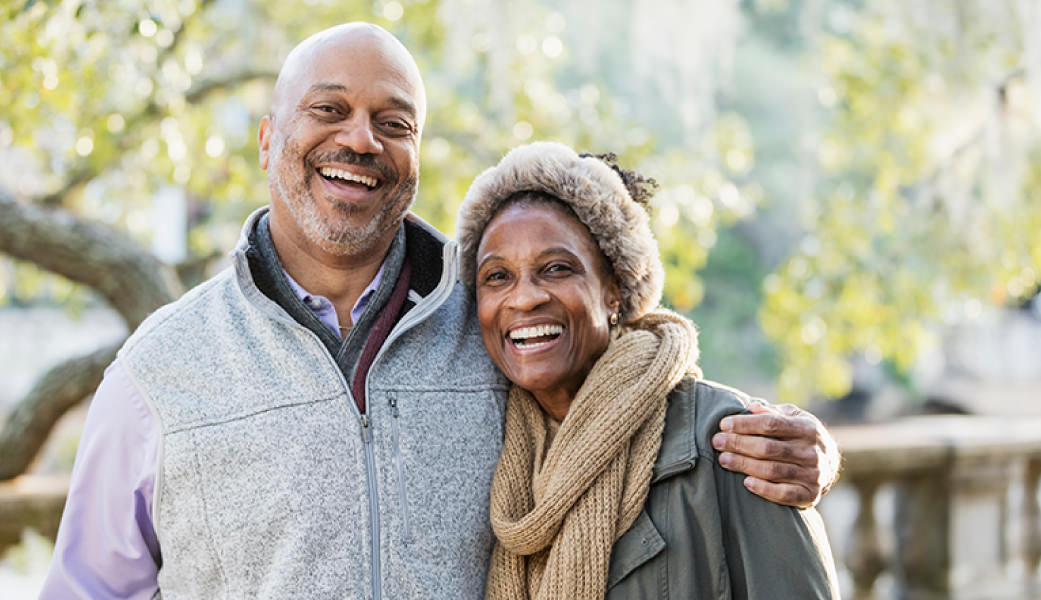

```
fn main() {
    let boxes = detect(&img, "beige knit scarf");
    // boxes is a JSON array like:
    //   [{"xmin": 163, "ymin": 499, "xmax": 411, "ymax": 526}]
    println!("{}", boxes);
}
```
[{"xmin": 485, "ymin": 309, "xmax": 699, "ymax": 600}]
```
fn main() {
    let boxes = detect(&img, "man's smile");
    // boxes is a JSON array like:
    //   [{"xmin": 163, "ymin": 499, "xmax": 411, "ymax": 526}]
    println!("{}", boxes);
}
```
[{"xmin": 317, "ymin": 165, "xmax": 379, "ymax": 190}]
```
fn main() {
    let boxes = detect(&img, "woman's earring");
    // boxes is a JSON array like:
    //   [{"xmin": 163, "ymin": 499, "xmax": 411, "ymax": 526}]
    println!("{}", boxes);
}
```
[{"xmin": 609, "ymin": 313, "xmax": 619, "ymax": 326}]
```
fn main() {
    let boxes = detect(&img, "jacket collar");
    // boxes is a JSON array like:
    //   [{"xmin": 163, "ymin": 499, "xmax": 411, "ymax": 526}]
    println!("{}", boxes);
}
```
[{"xmin": 651, "ymin": 376, "xmax": 700, "ymax": 483}]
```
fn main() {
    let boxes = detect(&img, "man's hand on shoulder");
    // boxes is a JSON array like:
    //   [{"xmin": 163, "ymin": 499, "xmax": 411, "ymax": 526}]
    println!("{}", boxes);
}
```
[{"xmin": 711, "ymin": 401, "xmax": 840, "ymax": 509}]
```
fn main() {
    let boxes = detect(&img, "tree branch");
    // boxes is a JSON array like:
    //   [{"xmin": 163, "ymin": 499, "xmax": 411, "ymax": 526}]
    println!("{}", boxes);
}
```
[
  {"xmin": 37, "ymin": 66, "xmax": 276, "ymax": 207},
  {"xmin": 0, "ymin": 184, "xmax": 184, "ymax": 480},
  {"xmin": 185, "ymin": 67, "xmax": 277, "ymax": 104},
  {"xmin": 0, "ymin": 187, "xmax": 182, "ymax": 329},
  {"xmin": 920, "ymin": 68, "xmax": 1028, "ymax": 191},
  {"xmin": 0, "ymin": 180, "xmax": 183, "ymax": 483},
  {"xmin": 0, "ymin": 343, "xmax": 120, "ymax": 481},
  {"xmin": 36, "ymin": 0, "xmax": 268, "ymax": 207},
  {"xmin": 0, "ymin": 475, "xmax": 69, "ymax": 553}
]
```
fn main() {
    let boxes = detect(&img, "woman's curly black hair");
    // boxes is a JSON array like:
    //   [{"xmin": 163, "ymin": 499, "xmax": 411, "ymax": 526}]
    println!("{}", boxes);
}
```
[{"xmin": 578, "ymin": 152, "xmax": 659, "ymax": 208}]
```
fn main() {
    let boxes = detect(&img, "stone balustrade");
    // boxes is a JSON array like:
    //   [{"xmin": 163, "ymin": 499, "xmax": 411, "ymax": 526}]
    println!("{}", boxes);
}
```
[
  {"xmin": 4, "ymin": 415, "xmax": 1041, "ymax": 599},
  {"xmin": 822, "ymin": 415, "xmax": 1041, "ymax": 599}
]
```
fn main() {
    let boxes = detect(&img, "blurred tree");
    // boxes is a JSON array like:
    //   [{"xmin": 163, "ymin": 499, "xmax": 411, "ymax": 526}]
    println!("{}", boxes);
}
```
[
  {"xmin": 10, "ymin": 0, "xmax": 1038, "ymax": 464},
  {"xmin": 0, "ymin": 0, "xmax": 747, "ymax": 498},
  {"xmin": 8, "ymin": 0, "xmax": 1037, "ymax": 549},
  {"xmin": 760, "ymin": 0, "xmax": 1041, "ymax": 401}
]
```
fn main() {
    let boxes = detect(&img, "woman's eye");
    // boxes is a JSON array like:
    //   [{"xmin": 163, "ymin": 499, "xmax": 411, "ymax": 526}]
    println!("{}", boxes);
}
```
[
  {"xmin": 545, "ymin": 263, "xmax": 571, "ymax": 274},
  {"xmin": 481, "ymin": 270, "xmax": 510, "ymax": 285}
]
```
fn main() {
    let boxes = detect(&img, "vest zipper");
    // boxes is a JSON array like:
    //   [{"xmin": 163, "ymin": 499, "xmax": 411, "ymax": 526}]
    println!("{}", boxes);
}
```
[
  {"xmin": 246, "ymin": 252, "xmax": 405, "ymax": 600},
  {"xmin": 360, "ymin": 414, "xmax": 372, "ymax": 443},
  {"xmin": 359, "ymin": 240, "xmax": 456, "ymax": 597},
  {"xmin": 388, "ymin": 397, "xmax": 413, "ymax": 543},
  {"xmin": 285, "ymin": 322, "xmax": 382, "ymax": 599},
  {"xmin": 359, "ymin": 413, "xmax": 381, "ymax": 600}
]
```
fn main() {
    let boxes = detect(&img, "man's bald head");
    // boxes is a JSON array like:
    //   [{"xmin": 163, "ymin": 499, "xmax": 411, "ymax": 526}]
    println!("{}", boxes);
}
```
[
  {"xmin": 271, "ymin": 23, "xmax": 426, "ymax": 131},
  {"xmin": 258, "ymin": 22, "xmax": 425, "ymax": 262}
]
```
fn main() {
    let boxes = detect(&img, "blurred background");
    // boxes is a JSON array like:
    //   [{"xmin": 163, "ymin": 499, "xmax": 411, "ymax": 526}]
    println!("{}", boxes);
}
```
[{"xmin": 1, "ymin": 0, "xmax": 1039, "ymax": 598}]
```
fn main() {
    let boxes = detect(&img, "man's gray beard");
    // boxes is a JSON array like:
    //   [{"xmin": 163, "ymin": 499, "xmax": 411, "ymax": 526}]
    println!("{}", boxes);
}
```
[{"xmin": 271, "ymin": 156, "xmax": 418, "ymax": 257}]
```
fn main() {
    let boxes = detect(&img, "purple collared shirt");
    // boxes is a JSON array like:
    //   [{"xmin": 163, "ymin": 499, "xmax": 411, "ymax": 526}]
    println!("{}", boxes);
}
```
[{"xmin": 38, "ymin": 268, "xmax": 383, "ymax": 599}]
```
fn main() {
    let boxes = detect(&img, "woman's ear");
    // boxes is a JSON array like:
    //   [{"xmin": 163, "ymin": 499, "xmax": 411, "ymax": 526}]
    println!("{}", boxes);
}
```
[{"xmin": 603, "ymin": 277, "xmax": 621, "ymax": 318}]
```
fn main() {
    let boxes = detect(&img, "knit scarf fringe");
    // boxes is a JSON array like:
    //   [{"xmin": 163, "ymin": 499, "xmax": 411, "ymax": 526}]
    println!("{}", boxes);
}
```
[{"xmin": 485, "ymin": 309, "xmax": 699, "ymax": 600}]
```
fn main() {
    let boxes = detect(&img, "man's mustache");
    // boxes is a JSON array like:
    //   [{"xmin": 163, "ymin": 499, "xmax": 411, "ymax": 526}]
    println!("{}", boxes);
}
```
[{"xmin": 310, "ymin": 149, "xmax": 395, "ymax": 182}]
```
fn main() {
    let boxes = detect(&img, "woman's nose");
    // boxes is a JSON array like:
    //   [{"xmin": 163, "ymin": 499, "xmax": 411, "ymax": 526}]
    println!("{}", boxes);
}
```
[{"xmin": 507, "ymin": 277, "xmax": 550, "ymax": 311}]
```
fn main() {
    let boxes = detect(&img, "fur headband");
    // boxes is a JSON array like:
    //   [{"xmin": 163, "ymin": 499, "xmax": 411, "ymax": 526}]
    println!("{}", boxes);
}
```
[{"xmin": 455, "ymin": 141, "xmax": 664, "ymax": 322}]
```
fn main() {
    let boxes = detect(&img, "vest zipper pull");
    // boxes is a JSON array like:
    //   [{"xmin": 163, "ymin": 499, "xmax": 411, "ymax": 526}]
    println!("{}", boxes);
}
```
[
  {"xmin": 389, "ymin": 397, "xmax": 399, "ymax": 418},
  {"xmin": 360, "ymin": 414, "xmax": 372, "ymax": 444}
]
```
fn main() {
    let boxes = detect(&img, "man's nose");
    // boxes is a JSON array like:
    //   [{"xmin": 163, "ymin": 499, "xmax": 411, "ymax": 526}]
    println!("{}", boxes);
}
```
[{"xmin": 333, "ymin": 114, "xmax": 382, "ymax": 155}]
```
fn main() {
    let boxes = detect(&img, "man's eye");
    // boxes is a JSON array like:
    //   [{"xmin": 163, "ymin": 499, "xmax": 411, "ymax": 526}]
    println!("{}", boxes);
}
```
[
  {"xmin": 380, "ymin": 120, "xmax": 413, "ymax": 134},
  {"xmin": 312, "ymin": 105, "xmax": 340, "ymax": 116},
  {"xmin": 545, "ymin": 263, "xmax": 571, "ymax": 274}
]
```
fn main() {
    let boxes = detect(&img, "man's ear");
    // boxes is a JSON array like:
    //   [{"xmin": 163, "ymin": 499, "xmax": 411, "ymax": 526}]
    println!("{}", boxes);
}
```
[{"xmin": 258, "ymin": 115, "xmax": 272, "ymax": 170}]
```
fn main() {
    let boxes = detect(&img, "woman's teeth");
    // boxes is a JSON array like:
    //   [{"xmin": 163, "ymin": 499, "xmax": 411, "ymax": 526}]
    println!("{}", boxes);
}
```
[
  {"xmin": 509, "ymin": 324, "xmax": 563, "ymax": 349},
  {"xmin": 318, "ymin": 167, "xmax": 378, "ymax": 189}
]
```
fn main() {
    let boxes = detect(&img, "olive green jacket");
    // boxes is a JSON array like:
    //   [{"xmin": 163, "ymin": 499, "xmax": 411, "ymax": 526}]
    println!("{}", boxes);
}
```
[{"xmin": 605, "ymin": 377, "xmax": 840, "ymax": 599}]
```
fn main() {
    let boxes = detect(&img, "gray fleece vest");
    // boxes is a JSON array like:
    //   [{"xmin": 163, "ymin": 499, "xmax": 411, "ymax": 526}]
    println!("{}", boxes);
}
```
[{"xmin": 118, "ymin": 210, "xmax": 508, "ymax": 599}]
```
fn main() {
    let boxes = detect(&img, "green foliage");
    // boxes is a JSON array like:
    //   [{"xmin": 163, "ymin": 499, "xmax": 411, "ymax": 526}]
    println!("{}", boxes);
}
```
[
  {"xmin": 759, "ymin": 0, "xmax": 1041, "ymax": 401},
  {"xmin": 0, "ymin": 0, "xmax": 745, "ymax": 316},
  {"xmin": 7, "ymin": 0, "xmax": 1038, "ymax": 407},
  {"xmin": 689, "ymin": 224, "xmax": 780, "ymax": 386}
]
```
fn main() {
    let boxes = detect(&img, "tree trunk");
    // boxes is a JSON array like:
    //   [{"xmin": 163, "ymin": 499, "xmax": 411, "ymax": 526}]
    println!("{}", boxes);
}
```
[
  {"xmin": 0, "ymin": 187, "xmax": 183, "ymax": 482},
  {"xmin": 0, "ymin": 343, "xmax": 121, "ymax": 480},
  {"xmin": 0, "ymin": 475, "xmax": 69, "ymax": 554}
]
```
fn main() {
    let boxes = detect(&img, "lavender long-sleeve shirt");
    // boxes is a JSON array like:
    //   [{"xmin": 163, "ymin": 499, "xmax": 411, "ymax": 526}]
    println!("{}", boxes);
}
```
[{"xmin": 39, "ymin": 268, "xmax": 383, "ymax": 599}]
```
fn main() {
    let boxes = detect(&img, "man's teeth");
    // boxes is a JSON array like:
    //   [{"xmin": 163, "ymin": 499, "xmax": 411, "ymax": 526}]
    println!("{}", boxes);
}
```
[
  {"xmin": 318, "ymin": 167, "xmax": 377, "ymax": 188},
  {"xmin": 509, "ymin": 324, "xmax": 563, "ymax": 342}
]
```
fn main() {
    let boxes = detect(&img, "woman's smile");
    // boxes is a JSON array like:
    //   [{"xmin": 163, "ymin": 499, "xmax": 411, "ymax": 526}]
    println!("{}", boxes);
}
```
[{"xmin": 507, "ymin": 323, "xmax": 564, "ymax": 350}]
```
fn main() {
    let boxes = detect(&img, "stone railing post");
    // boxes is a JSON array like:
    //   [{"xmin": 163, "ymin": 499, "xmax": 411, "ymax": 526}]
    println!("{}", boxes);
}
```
[
  {"xmin": 945, "ymin": 453, "xmax": 1017, "ymax": 597},
  {"xmin": 1025, "ymin": 458, "xmax": 1041, "ymax": 591},
  {"xmin": 893, "ymin": 468, "xmax": 951, "ymax": 599},
  {"xmin": 846, "ymin": 477, "xmax": 886, "ymax": 599},
  {"xmin": 828, "ymin": 415, "xmax": 1041, "ymax": 600}
]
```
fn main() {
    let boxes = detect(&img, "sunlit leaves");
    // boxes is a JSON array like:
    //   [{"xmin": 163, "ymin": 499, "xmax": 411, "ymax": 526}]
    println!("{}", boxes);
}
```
[
  {"xmin": 761, "ymin": 0, "xmax": 1041, "ymax": 402},
  {"xmin": 4, "ymin": 0, "xmax": 734, "ymax": 309},
  {"xmin": 5, "ymin": 0, "xmax": 750, "ymax": 395}
]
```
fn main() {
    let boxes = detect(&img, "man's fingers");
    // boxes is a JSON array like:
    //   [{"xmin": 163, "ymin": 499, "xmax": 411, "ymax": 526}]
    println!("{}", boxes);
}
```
[
  {"xmin": 748, "ymin": 401, "xmax": 805, "ymax": 419},
  {"xmin": 716, "ymin": 451, "xmax": 821, "ymax": 485},
  {"xmin": 718, "ymin": 410, "xmax": 818, "ymax": 441},
  {"xmin": 712, "ymin": 431, "xmax": 819, "ymax": 465},
  {"xmin": 741, "ymin": 477, "xmax": 820, "ymax": 509},
  {"xmin": 715, "ymin": 403, "xmax": 841, "ymax": 504},
  {"xmin": 746, "ymin": 401, "xmax": 781, "ymax": 416}
]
